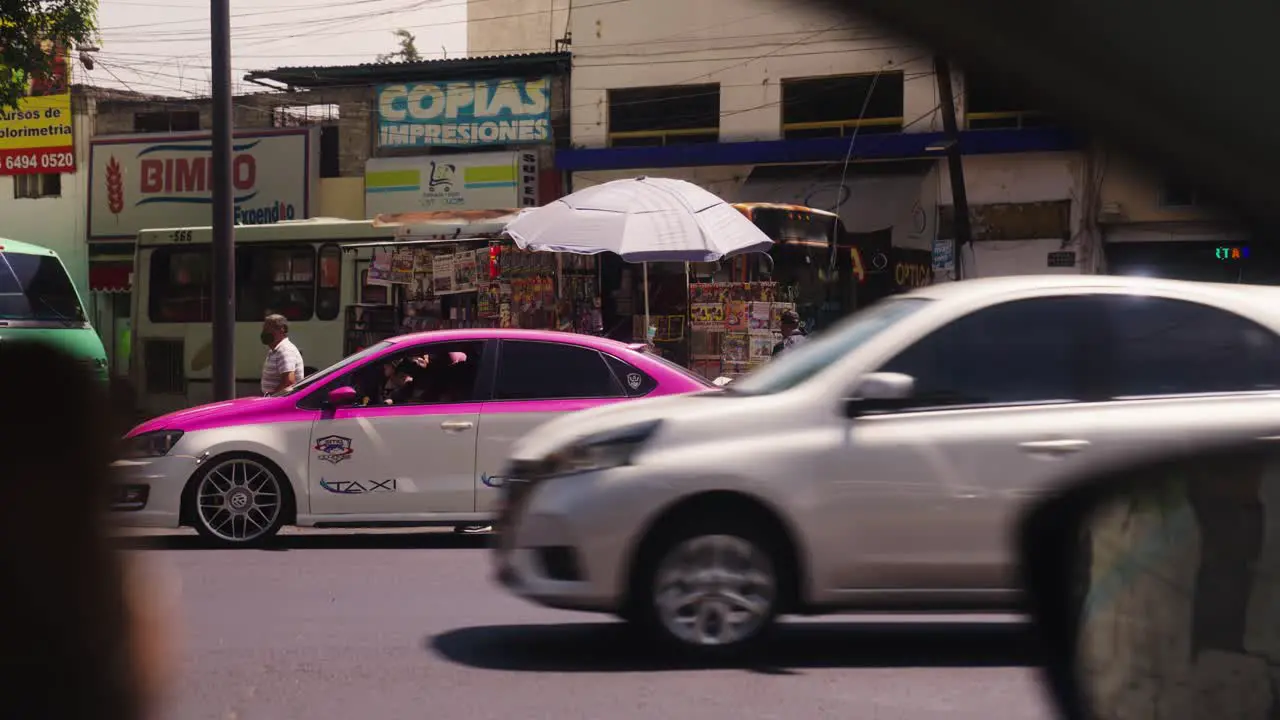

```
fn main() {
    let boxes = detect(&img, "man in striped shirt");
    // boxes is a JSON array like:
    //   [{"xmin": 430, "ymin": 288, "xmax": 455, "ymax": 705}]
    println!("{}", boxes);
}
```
[{"xmin": 260, "ymin": 314, "xmax": 305, "ymax": 396}]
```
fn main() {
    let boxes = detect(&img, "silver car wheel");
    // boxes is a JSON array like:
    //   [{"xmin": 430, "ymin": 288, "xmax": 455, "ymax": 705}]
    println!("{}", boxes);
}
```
[
  {"xmin": 652, "ymin": 534, "xmax": 777, "ymax": 647},
  {"xmin": 195, "ymin": 458, "xmax": 283, "ymax": 543}
]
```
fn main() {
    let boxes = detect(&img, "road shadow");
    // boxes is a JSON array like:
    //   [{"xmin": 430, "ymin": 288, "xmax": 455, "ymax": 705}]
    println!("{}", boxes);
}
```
[
  {"xmin": 429, "ymin": 619, "xmax": 1040, "ymax": 673},
  {"xmin": 114, "ymin": 532, "xmax": 492, "ymax": 551}
]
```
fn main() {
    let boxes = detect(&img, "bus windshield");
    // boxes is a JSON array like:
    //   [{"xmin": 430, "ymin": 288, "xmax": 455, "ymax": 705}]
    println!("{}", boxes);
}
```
[{"xmin": 0, "ymin": 252, "xmax": 86, "ymax": 325}]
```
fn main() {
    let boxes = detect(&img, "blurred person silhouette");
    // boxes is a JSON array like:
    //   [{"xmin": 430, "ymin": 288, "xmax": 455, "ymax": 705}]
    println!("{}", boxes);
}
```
[
  {"xmin": 0, "ymin": 341, "xmax": 177, "ymax": 720},
  {"xmin": 772, "ymin": 309, "xmax": 808, "ymax": 357}
]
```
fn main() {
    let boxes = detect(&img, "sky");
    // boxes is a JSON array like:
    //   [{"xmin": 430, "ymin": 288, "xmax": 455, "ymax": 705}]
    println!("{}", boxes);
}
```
[{"xmin": 84, "ymin": 0, "xmax": 470, "ymax": 97}]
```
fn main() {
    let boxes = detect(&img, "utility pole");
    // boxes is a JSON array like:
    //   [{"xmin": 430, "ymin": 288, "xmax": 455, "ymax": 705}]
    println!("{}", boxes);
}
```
[
  {"xmin": 210, "ymin": 0, "xmax": 235, "ymax": 400},
  {"xmin": 933, "ymin": 56, "xmax": 973, "ymax": 280}
]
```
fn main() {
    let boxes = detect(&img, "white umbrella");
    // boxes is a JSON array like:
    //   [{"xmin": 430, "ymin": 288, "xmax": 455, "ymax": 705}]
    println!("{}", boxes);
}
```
[{"xmin": 504, "ymin": 176, "xmax": 775, "ymax": 340}]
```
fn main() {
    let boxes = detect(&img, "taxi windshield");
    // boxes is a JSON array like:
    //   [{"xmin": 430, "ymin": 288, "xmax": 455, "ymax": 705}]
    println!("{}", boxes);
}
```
[{"xmin": 272, "ymin": 341, "xmax": 393, "ymax": 397}]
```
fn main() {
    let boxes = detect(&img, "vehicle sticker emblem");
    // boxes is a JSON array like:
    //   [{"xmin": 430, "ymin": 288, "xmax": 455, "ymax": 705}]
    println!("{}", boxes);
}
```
[
  {"xmin": 625, "ymin": 372, "xmax": 643, "ymax": 390},
  {"xmin": 314, "ymin": 435, "xmax": 354, "ymax": 464},
  {"xmin": 319, "ymin": 478, "xmax": 395, "ymax": 494}
]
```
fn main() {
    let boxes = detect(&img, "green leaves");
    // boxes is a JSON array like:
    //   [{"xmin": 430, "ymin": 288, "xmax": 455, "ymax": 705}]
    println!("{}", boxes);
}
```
[
  {"xmin": 376, "ymin": 28, "xmax": 421, "ymax": 64},
  {"xmin": 0, "ymin": 0, "xmax": 99, "ymax": 109}
]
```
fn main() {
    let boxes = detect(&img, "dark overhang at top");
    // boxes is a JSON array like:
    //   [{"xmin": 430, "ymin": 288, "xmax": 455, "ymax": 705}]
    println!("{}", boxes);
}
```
[
  {"xmin": 556, "ymin": 127, "xmax": 1079, "ymax": 172},
  {"xmin": 243, "ymin": 51, "xmax": 572, "ymax": 90}
]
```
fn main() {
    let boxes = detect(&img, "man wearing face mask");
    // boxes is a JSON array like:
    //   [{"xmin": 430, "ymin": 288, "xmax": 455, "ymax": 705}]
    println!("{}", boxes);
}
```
[{"xmin": 260, "ymin": 314, "xmax": 305, "ymax": 396}]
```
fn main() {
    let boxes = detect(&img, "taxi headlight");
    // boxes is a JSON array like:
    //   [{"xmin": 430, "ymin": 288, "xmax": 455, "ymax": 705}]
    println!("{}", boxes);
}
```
[
  {"xmin": 541, "ymin": 420, "xmax": 662, "ymax": 478},
  {"xmin": 123, "ymin": 430, "xmax": 184, "ymax": 459}
]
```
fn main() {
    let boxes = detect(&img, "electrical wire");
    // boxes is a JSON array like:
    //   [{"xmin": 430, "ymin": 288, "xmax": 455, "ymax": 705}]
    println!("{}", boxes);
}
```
[
  {"xmin": 95, "ymin": 26, "xmax": 879, "ymax": 62},
  {"xmin": 99, "ymin": 0, "xmax": 629, "ymax": 45}
]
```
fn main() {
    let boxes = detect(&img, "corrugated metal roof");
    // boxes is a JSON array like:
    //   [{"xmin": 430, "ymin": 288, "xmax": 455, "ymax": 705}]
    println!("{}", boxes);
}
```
[{"xmin": 244, "ymin": 51, "xmax": 571, "ymax": 89}]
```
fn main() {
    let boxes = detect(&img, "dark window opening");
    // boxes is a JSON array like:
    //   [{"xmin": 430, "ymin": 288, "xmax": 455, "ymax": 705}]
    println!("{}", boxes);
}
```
[
  {"xmin": 236, "ymin": 244, "xmax": 315, "ymax": 322},
  {"xmin": 781, "ymin": 72, "xmax": 905, "ymax": 139},
  {"xmin": 319, "ymin": 126, "xmax": 340, "ymax": 178},
  {"xmin": 964, "ymin": 69, "xmax": 1052, "ymax": 129},
  {"xmin": 147, "ymin": 248, "xmax": 212, "ymax": 323},
  {"xmin": 133, "ymin": 110, "xmax": 200, "ymax": 133},
  {"xmin": 316, "ymin": 244, "xmax": 342, "ymax": 321},
  {"xmin": 603, "ymin": 354, "xmax": 657, "ymax": 397},
  {"xmin": 608, "ymin": 84, "xmax": 720, "ymax": 147},
  {"xmin": 318, "ymin": 340, "xmax": 486, "ymax": 408},
  {"xmin": 495, "ymin": 341, "xmax": 625, "ymax": 400},
  {"xmin": 1159, "ymin": 181, "xmax": 1201, "ymax": 207},
  {"xmin": 271, "ymin": 104, "xmax": 340, "ymax": 177},
  {"xmin": 143, "ymin": 338, "xmax": 185, "ymax": 395},
  {"xmin": 13, "ymin": 173, "xmax": 61, "ymax": 199},
  {"xmin": 879, "ymin": 296, "xmax": 1093, "ymax": 408},
  {"xmin": 1101, "ymin": 296, "xmax": 1280, "ymax": 397},
  {"xmin": 149, "ymin": 243, "xmax": 320, "ymax": 324},
  {"xmin": 0, "ymin": 251, "xmax": 85, "ymax": 322}
]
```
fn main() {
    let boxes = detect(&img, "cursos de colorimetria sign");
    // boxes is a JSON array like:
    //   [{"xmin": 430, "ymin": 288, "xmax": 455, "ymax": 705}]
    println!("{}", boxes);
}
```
[
  {"xmin": 87, "ymin": 128, "xmax": 319, "ymax": 241},
  {"xmin": 376, "ymin": 78, "xmax": 553, "ymax": 148}
]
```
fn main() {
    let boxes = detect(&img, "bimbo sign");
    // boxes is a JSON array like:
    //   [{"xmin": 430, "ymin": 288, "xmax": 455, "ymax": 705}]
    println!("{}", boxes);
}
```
[
  {"xmin": 88, "ymin": 129, "xmax": 318, "ymax": 240},
  {"xmin": 376, "ymin": 77, "xmax": 552, "ymax": 148}
]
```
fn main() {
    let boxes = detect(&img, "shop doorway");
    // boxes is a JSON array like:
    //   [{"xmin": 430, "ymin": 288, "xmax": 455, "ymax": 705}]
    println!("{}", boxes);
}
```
[{"xmin": 1104, "ymin": 240, "xmax": 1278, "ymax": 284}]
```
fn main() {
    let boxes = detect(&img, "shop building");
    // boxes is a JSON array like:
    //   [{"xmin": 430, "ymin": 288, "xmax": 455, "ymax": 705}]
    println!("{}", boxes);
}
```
[
  {"xmin": 2, "ymin": 87, "xmax": 90, "ymax": 303},
  {"xmin": 0, "ymin": 85, "xmax": 151, "ymax": 308},
  {"xmin": 1094, "ymin": 154, "xmax": 1260, "ymax": 282},
  {"xmin": 83, "ymin": 52, "xmax": 571, "ymax": 383},
  {"xmin": 466, "ymin": 0, "xmax": 570, "ymax": 56},
  {"xmin": 537, "ymin": 0, "xmax": 1088, "ymax": 357},
  {"xmin": 242, "ymin": 53, "xmax": 574, "ymax": 337}
]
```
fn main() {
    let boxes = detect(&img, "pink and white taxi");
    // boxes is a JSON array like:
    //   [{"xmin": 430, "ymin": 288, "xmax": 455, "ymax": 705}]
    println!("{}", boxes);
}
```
[{"xmin": 113, "ymin": 329, "xmax": 713, "ymax": 546}]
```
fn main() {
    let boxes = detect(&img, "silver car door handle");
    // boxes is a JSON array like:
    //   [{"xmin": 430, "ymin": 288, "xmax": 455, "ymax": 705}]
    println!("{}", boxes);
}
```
[
  {"xmin": 1018, "ymin": 439, "xmax": 1091, "ymax": 454},
  {"xmin": 440, "ymin": 421, "xmax": 474, "ymax": 432}
]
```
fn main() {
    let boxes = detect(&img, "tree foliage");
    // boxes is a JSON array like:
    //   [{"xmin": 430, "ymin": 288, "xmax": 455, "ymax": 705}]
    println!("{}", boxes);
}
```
[
  {"xmin": 376, "ymin": 28, "xmax": 421, "ymax": 64},
  {"xmin": 0, "ymin": 0, "xmax": 99, "ymax": 109}
]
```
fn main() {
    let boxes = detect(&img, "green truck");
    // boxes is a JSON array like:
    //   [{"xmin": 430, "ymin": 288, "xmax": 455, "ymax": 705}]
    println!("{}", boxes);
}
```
[{"xmin": 0, "ymin": 237, "xmax": 108, "ymax": 384}]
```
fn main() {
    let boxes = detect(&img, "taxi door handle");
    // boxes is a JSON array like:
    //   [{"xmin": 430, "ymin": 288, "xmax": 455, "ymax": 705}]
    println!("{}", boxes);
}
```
[{"xmin": 441, "ymin": 421, "xmax": 474, "ymax": 432}]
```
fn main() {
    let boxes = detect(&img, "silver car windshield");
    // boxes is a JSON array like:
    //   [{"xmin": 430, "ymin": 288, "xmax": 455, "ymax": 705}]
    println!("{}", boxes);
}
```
[{"xmin": 730, "ymin": 298, "xmax": 933, "ymax": 395}]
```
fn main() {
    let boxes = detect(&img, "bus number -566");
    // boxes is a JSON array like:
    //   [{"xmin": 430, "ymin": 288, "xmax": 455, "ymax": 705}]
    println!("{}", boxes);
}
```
[{"xmin": 169, "ymin": 230, "xmax": 193, "ymax": 243}]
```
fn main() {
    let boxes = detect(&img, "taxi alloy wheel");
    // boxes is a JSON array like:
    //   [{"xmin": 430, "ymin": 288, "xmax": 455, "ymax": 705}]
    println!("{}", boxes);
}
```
[{"xmin": 190, "ymin": 454, "xmax": 288, "ymax": 546}]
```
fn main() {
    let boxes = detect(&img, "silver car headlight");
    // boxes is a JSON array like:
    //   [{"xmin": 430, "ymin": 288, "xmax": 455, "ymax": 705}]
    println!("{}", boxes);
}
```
[
  {"xmin": 540, "ymin": 420, "xmax": 662, "ymax": 478},
  {"xmin": 122, "ymin": 430, "xmax": 184, "ymax": 459}
]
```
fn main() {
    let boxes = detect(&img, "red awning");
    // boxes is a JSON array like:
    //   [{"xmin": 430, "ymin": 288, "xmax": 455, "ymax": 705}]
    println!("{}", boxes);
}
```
[{"xmin": 89, "ymin": 262, "xmax": 133, "ymax": 293}]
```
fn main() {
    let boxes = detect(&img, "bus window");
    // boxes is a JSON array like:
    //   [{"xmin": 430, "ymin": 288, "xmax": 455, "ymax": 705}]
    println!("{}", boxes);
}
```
[
  {"xmin": 317, "ymin": 243, "xmax": 341, "ymax": 321},
  {"xmin": 235, "ymin": 244, "xmax": 316, "ymax": 322},
  {"xmin": 148, "ymin": 248, "xmax": 212, "ymax": 323},
  {"xmin": 0, "ymin": 251, "xmax": 86, "ymax": 323}
]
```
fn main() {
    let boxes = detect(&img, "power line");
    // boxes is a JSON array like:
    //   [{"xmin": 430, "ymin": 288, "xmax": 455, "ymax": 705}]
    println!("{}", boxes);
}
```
[
  {"xmin": 99, "ymin": 0, "xmax": 626, "ymax": 44},
  {"xmin": 93, "ymin": 26, "xmax": 879, "ymax": 62}
]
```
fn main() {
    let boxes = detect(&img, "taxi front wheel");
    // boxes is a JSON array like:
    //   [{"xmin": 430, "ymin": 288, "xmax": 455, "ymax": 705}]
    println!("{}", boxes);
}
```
[{"xmin": 185, "ymin": 452, "xmax": 292, "ymax": 547}]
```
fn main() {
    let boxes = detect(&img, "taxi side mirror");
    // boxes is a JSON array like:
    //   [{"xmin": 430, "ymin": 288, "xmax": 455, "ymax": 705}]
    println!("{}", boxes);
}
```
[{"xmin": 327, "ymin": 386, "xmax": 359, "ymax": 407}]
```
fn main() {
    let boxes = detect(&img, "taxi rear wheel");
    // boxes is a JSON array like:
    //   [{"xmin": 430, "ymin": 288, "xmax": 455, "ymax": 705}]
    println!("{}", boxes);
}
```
[{"xmin": 184, "ymin": 453, "xmax": 292, "ymax": 547}]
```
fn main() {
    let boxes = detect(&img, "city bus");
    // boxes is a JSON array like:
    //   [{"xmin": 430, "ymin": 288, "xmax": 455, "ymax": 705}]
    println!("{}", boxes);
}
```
[
  {"xmin": 730, "ymin": 202, "xmax": 857, "ymax": 332},
  {"xmin": 131, "ymin": 218, "xmax": 399, "ymax": 416}
]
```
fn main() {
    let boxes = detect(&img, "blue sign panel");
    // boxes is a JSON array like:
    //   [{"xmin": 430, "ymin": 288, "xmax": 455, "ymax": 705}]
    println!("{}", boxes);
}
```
[{"xmin": 375, "ymin": 77, "xmax": 552, "ymax": 148}]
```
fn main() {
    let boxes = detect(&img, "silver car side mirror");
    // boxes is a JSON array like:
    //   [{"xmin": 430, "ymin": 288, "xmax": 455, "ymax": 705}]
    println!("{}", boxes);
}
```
[
  {"xmin": 854, "ymin": 372, "xmax": 915, "ymax": 400},
  {"xmin": 843, "ymin": 372, "xmax": 915, "ymax": 417}
]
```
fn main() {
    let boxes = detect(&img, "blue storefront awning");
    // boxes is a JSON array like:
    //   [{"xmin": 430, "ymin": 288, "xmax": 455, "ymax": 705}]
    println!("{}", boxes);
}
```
[{"xmin": 555, "ymin": 127, "xmax": 1078, "ymax": 172}]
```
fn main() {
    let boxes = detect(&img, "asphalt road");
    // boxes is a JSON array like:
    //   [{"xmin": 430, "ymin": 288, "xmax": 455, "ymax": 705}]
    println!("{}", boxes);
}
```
[{"xmin": 121, "ymin": 528, "xmax": 1055, "ymax": 720}]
